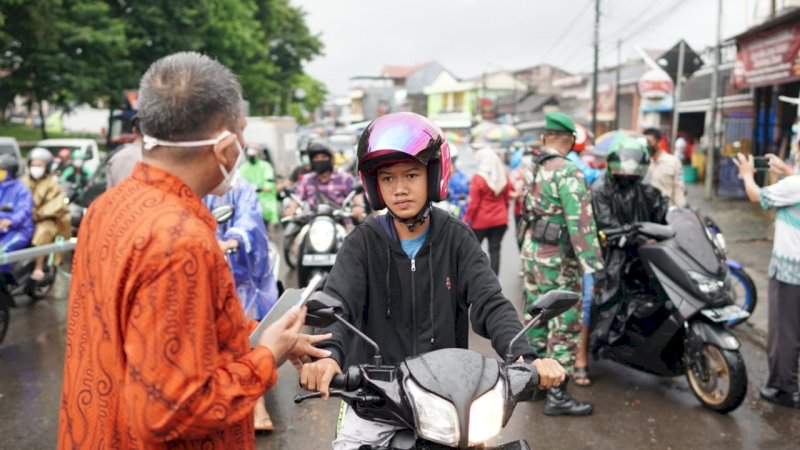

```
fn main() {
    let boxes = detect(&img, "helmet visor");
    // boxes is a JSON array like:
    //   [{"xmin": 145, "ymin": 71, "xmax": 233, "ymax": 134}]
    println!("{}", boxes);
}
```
[
  {"xmin": 358, "ymin": 113, "xmax": 442, "ymax": 172},
  {"xmin": 608, "ymin": 148, "xmax": 648, "ymax": 177}
]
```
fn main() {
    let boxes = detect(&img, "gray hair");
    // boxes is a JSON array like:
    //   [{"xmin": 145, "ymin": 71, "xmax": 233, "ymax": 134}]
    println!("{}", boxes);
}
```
[{"xmin": 137, "ymin": 52, "xmax": 243, "ymax": 143}]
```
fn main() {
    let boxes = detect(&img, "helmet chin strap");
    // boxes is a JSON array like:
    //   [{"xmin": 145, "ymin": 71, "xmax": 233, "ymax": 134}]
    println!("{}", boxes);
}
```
[{"xmin": 387, "ymin": 202, "xmax": 432, "ymax": 233}]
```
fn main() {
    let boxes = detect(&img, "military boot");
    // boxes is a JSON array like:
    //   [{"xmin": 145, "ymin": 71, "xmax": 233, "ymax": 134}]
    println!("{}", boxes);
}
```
[{"xmin": 543, "ymin": 385, "xmax": 593, "ymax": 416}]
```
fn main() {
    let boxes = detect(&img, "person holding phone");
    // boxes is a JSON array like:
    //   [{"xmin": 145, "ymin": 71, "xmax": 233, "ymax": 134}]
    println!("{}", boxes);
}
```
[
  {"xmin": 58, "ymin": 52, "xmax": 330, "ymax": 450},
  {"xmin": 733, "ymin": 153, "xmax": 800, "ymax": 409}
]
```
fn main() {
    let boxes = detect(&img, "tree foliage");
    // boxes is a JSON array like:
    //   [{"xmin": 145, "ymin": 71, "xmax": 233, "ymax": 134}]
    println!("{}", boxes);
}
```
[{"xmin": 0, "ymin": 0, "xmax": 326, "ymax": 131}]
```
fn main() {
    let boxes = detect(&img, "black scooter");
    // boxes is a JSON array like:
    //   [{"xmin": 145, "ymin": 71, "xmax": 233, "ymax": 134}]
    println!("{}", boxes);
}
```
[
  {"xmin": 295, "ymin": 290, "xmax": 579, "ymax": 449},
  {"xmin": 594, "ymin": 208, "xmax": 748, "ymax": 413}
]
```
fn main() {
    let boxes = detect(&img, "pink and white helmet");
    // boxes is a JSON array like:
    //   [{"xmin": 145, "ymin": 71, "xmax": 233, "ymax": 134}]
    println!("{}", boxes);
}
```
[{"xmin": 357, "ymin": 112, "xmax": 451, "ymax": 210}]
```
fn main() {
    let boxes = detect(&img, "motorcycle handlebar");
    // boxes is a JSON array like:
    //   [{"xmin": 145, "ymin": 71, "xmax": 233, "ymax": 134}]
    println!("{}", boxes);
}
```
[{"xmin": 330, "ymin": 374, "xmax": 347, "ymax": 390}]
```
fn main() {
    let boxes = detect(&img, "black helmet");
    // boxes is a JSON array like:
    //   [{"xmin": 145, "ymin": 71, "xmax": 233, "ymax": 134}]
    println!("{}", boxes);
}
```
[
  {"xmin": 606, "ymin": 136, "xmax": 650, "ymax": 189},
  {"xmin": 306, "ymin": 141, "xmax": 333, "ymax": 159},
  {"xmin": 0, "ymin": 154, "xmax": 20, "ymax": 179}
]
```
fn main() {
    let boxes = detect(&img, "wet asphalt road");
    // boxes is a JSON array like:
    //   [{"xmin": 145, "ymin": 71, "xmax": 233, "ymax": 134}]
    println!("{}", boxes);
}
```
[{"xmin": 1, "ymin": 221, "xmax": 799, "ymax": 449}]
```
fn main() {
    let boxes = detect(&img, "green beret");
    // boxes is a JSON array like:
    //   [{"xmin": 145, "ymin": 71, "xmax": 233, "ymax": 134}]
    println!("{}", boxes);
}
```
[{"xmin": 545, "ymin": 112, "xmax": 576, "ymax": 134}]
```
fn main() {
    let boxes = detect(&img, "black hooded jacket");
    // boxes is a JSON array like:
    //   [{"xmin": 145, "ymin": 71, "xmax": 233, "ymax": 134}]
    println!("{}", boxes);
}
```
[{"xmin": 318, "ymin": 206, "xmax": 538, "ymax": 367}]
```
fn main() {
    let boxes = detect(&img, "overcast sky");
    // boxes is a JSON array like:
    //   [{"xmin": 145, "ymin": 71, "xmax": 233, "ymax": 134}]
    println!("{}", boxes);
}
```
[{"xmin": 292, "ymin": 0, "xmax": 767, "ymax": 96}]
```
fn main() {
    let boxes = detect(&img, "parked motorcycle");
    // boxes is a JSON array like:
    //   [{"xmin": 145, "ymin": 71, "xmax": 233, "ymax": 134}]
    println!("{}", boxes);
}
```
[
  {"xmin": 702, "ymin": 215, "xmax": 757, "ymax": 327},
  {"xmin": 594, "ymin": 208, "xmax": 749, "ymax": 413},
  {"xmin": 281, "ymin": 186, "xmax": 362, "ymax": 286},
  {"xmin": 295, "ymin": 289, "xmax": 579, "ymax": 449}
]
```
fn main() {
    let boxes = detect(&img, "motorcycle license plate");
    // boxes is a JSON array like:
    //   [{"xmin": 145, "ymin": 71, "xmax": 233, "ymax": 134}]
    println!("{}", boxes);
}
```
[
  {"xmin": 700, "ymin": 305, "xmax": 750, "ymax": 323},
  {"xmin": 302, "ymin": 253, "xmax": 336, "ymax": 266}
]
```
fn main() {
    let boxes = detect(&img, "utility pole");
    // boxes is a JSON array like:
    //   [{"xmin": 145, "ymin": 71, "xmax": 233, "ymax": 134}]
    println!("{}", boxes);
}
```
[
  {"xmin": 591, "ymin": 0, "xmax": 600, "ymax": 136},
  {"xmin": 614, "ymin": 39, "xmax": 621, "ymax": 130},
  {"xmin": 704, "ymin": 0, "xmax": 722, "ymax": 199},
  {"xmin": 671, "ymin": 40, "xmax": 686, "ymax": 148}
]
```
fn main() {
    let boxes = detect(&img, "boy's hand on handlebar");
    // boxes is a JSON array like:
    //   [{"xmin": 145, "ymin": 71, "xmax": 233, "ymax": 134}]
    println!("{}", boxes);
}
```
[
  {"xmin": 532, "ymin": 358, "xmax": 566, "ymax": 389},
  {"xmin": 299, "ymin": 358, "xmax": 341, "ymax": 400}
]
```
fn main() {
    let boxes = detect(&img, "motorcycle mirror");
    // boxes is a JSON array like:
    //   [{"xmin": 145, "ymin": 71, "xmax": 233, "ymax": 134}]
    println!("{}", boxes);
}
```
[
  {"xmin": 526, "ymin": 290, "xmax": 580, "ymax": 323},
  {"xmin": 211, "ymin": 204, "xmax": 235, "ymax": 224},
  {"xmin": 304, "ymin": 291, "xmax": 344, "ymax": 328}
]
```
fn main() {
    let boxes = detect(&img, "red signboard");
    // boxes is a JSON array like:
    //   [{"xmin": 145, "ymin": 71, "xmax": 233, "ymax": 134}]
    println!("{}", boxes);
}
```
[{"xmin": 734, "ymin": 21, "xmax": 800, "ymax": 88}]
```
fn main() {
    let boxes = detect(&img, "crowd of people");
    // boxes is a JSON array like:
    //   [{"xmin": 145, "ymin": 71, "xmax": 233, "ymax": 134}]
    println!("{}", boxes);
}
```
[{"xmin": 25, "ymin": 51, "xmax": 794, "ymax": 450}]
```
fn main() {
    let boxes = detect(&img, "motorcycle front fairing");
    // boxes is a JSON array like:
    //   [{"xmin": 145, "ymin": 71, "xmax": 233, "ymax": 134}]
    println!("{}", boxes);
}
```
[
  {"xmin": 346, "ymin": 348, "xmax": 532, "ymax": 449},
  {"xmin": 638, "ymin": 209, "xmax": 733, "ymax": 320}
]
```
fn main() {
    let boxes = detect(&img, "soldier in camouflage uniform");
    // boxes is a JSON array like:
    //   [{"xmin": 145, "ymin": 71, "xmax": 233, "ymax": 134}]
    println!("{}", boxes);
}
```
[{"xmin": 520, "ymin": 112, "xmax": 604, "ymax": 416}]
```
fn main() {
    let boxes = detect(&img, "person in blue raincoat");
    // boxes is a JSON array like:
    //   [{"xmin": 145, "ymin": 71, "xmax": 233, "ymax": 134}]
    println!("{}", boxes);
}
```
[
  {"xmin": 447, "ymin": 145, "xmax": 470, "ymax": 219},
  {"xmin": 0, "ymin": 155, "xmax": 34, "ymax": 271},
  {"xmin": 203, "ymin": 180, "xmax": 278, "ymax": 321},
  {"xmin": 203, "ymin": 178, "xmax": 279, "ymax": 431}
]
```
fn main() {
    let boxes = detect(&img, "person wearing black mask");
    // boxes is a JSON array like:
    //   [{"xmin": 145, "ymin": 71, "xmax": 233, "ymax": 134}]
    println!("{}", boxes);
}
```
[{"xmin": 283, "ymin": 142, "xmax": 365, "ymax": 220}]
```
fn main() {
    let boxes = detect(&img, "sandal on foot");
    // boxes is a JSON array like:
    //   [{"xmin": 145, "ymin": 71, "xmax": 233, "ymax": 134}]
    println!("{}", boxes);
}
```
[
  {"xmin": 573, "ymin": 366, "xmax": 592, "ymax": 387},
  {"xmin": 254, "ymin": 415, "xmax": 273, "ymax": 432}
]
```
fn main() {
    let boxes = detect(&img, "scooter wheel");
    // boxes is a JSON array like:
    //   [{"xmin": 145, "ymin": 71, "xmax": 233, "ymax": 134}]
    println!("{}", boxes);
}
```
[
  {"xmin": 686, "ymin": 344, "xmax": 748, "ymax": 413},
  {"xmin": 727, "ymin": 268, "xmax": 757, "ymax": 327}
]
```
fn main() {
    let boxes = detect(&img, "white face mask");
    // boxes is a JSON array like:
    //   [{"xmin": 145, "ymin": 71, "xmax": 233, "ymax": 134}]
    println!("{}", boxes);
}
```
[
  {"xmin": 212, "ymin": 149, "xmax": 244, "ymax": 196},
  {"xmin": 73, "ymin": 160, "xmax": 84, "ymax": 168},
  {"xmin": 142, "ymin": 130, "xmax": 244, "ymax": 196},
  {"xmin": 521, "ymin": 155, "xmax": 533, "ymax": 166},
  {"xmin": 29, "ymin": 166, "xmax": 46, "ymax": 180}
]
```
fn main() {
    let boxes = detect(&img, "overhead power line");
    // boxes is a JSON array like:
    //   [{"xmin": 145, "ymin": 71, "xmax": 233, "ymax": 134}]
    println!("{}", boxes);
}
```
[{"xmin": 539, "ymin": 0, "xmax": 594, "ymax": 63}]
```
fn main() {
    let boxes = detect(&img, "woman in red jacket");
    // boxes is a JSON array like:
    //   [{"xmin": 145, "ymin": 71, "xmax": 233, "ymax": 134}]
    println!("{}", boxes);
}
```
[{"xmin": 464, "ymin": 147, "xmax": 513, "ymax": 274}]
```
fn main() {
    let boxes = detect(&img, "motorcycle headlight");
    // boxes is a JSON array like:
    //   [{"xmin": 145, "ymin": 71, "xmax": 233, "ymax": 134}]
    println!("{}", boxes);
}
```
[
  {"xmin": 688, "ymin": 271, "xmax": 725, "ymax": 295},
  {"xmin": 714, "ymin": 232, "xmax": 727, "ymax": 252},
  {"xmin": 468, "ymin": 379, "xmax": 506, "ymax": 445},
  {"xmin": 308, "ymin": 220, "xmax": 335, "ymax": 252},
  {"xmin": 405, "ymin": 378, "xmax": 459, "ymax": 446}
]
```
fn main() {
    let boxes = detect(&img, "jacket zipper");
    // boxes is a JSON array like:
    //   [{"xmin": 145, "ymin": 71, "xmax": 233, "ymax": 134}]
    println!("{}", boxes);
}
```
[{"xmin": 411, "ymin": 258, "xmax": 417, "ymax": 356}]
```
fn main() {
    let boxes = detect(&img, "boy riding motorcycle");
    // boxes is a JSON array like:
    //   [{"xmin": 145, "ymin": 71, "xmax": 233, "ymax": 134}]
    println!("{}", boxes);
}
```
[{"xmin": 299, "ymin": 112, "xmax": 566, "ymax": 449}]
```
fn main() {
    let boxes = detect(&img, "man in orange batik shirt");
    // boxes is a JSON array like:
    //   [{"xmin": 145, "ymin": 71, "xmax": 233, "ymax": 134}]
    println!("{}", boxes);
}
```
[{"xmin": 58, "ymin": 52, "xmax": 329, "ymax": 449}]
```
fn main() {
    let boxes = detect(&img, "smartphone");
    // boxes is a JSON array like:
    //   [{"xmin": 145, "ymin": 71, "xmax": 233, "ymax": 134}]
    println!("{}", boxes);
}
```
[
  {"xmin": 249, "ymin": 273, "xmax": 325, "ymax": 347},
  {"xmin": 753, "ymin": 156, "xmax": 770, "ymax": 171}
]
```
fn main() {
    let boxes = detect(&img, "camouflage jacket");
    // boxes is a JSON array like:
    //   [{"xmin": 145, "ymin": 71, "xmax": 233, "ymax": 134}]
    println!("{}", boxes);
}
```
[{"xmin": 523, "ymin": 147, "xmax": 604, "ymax": 274}]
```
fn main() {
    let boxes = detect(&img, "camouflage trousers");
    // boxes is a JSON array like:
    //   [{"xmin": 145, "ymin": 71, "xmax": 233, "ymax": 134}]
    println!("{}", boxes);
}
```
[{"xmin": 521, "ymin": 240, "xmax": 583, "ymax": 374}]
